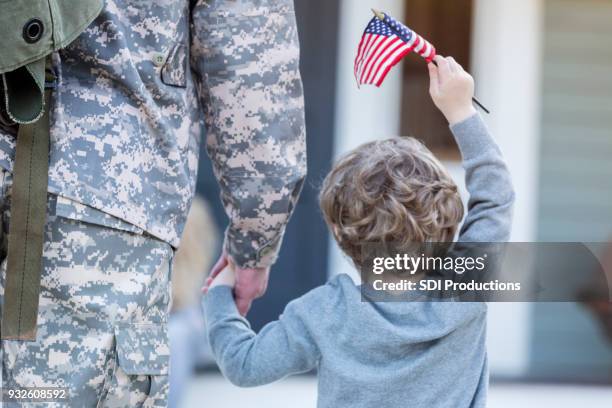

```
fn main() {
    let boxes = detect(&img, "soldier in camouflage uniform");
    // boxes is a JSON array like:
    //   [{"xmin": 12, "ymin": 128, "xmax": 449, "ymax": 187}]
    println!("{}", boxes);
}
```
[{"xmin": 0, "ymin": 0, "xmax": 306, "ymax": 406}]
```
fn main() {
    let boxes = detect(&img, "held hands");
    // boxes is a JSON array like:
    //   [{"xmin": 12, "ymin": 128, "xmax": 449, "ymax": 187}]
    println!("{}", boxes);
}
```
[
  {"xmin": 203, "ymin": 251, "xmax": 270, "ymax": 316},
  {"xmin": 207, "ymin": 263, "xmax": 236, "ymax": 290},
  {"xmin": 201, "ymin": 56, "xmax": 476, "ymax": 316},
  {"xmin": 428, "ymin": 55, "xmax": 476, "ymax": 126}
]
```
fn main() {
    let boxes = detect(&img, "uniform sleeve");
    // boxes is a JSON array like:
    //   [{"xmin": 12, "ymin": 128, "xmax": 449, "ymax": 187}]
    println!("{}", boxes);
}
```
[
  {"xmin": 190, "ymin": 0, "xmax": 307, "ymax": 269},
  {"xmin": 204, "ymin": 286, "xmax": 320, "ymax": 387}
]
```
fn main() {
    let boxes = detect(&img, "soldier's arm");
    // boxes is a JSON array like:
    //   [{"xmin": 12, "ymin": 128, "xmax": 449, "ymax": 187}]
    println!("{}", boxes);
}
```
[{"xmin": 190, "ymin": 0, "xmax": 307, "ymax": 269}]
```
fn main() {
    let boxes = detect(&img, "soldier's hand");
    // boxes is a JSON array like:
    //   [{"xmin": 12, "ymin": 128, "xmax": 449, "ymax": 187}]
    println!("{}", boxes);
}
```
[
  {"xmin": 208, "ymin": 264, "xmax": 236, "ymax": 289},
  {"xmin": 203, "ymin": 251, "xmax": 229, "ymax": 294},
  {"xmin": 234, "ymin": 266, "xmax": 270, "ymax": 316},
  {"xmin": 203, "ymin": 252, "xmax": 270, "ymax": 316}
]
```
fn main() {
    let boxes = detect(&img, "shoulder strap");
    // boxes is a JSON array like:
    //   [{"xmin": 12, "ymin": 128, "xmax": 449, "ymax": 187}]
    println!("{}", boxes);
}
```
[{"xmin": 0, "ymin": 64, "xmax": 53, "ymax": 341}]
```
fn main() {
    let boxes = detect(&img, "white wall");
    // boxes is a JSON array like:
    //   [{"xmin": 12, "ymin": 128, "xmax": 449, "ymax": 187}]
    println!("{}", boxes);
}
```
[
  {"xmin": 331, "ymin": 0, "xmax": 406, "ymax": 280},
  {"xmin": 471, "ymin": 0, "xmax": 543, "ymax": 377}
]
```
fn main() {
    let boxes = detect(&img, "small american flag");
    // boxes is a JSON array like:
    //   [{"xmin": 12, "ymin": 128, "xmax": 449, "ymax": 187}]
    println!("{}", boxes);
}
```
[{"xmin": 354, "ymin": 11, "xmax": 436, "ymax": 87}]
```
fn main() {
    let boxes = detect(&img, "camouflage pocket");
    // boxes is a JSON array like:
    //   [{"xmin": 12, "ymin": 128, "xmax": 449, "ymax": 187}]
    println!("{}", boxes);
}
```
[
  {"xmin": 115, "ymin": 323, "xmax": 169, "ymax": 375},
  {"xmin": 97, "ymin": 323, "xmax": 170, "ymax": 407},
  {"xmin": 161, "ymin": 43, "xmax": 187, "ymax": 88}
]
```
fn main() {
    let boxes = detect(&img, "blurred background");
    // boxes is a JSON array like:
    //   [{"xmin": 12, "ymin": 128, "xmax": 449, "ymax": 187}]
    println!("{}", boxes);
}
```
[{"xmin": 174, "ymin": 0, "xmax": 612, "ymax": 406}]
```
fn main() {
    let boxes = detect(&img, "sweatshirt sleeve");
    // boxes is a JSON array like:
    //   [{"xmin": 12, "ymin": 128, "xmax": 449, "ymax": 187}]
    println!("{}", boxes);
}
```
[
  {"xmin": 204, "ymin": 286, "xmax": 320, "ymax": 387},
  {"xmin": 451, "ymin": 113, "xmax": 515, "ymax": 242}
]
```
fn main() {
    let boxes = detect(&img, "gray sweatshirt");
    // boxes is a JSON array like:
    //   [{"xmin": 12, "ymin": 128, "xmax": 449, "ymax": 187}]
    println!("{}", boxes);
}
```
[{"xmin": 203, "ymin": 113, "xmax": 515, "ymax": 408}]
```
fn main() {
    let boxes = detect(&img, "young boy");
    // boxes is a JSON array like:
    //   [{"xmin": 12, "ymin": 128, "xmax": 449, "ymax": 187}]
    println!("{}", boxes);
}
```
[{"xmin": 203, "ymin": 55, "xmax": 514, "ymax": 407}]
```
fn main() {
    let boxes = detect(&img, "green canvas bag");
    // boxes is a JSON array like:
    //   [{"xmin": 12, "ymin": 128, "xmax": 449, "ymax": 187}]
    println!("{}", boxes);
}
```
[{"xmin": 0, "ymin": 0, "xmax": 103, "ymax": 341}]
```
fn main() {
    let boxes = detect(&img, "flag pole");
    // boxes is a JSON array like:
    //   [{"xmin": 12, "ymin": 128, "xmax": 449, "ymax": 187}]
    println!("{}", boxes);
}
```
[{"xmin": 372, "ymin": 9, "xmax": 490, "ymax": 114}]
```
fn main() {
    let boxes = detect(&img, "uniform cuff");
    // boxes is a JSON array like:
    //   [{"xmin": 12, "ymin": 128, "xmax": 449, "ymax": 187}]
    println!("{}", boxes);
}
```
[{"xmin": 224, "ymin": 228, "xmax": 284, "ymax": 269}]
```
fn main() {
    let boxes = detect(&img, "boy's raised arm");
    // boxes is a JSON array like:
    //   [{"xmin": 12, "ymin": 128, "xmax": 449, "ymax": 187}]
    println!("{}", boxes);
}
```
[
  {"xmin": 451, "ymin": 113, "xmax": 515, "ymax": 242},
  {"xmin": 429, "ymin": 56, "xmax": 515, "ymax": 243}
]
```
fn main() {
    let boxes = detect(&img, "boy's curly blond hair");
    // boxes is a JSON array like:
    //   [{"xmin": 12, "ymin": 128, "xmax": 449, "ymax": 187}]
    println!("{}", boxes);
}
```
[{"xmin": 319, "ymin": 137, "xmax": 464, "ymax": 269}]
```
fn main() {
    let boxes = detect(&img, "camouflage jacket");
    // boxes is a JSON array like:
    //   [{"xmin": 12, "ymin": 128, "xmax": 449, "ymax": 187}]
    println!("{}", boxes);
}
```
[{"xmin": 0, "ymin": 0, "xmax": 307, "ymax": 268}]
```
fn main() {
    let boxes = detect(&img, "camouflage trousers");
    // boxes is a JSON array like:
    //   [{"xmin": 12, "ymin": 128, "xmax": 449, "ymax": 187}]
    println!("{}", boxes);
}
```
[{"xmin": 0, "ymin": 170, "xmax": 174, "ymax": 407}]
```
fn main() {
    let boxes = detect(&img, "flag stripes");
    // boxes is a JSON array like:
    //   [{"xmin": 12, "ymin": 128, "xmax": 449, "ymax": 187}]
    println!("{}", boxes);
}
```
[{"xmin": 354, "ymin": 12, "xmax": 437, "ymax": 87}]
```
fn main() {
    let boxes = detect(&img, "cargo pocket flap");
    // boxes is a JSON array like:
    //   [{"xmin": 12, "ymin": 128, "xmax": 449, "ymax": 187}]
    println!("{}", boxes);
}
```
[
  {"xmin": 55, "ymin": 195, "xmax": 144, "ymax": 235},
  {"xmin": 115, "ymin": 323, "xmax": 169, "ymax": 376}
]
